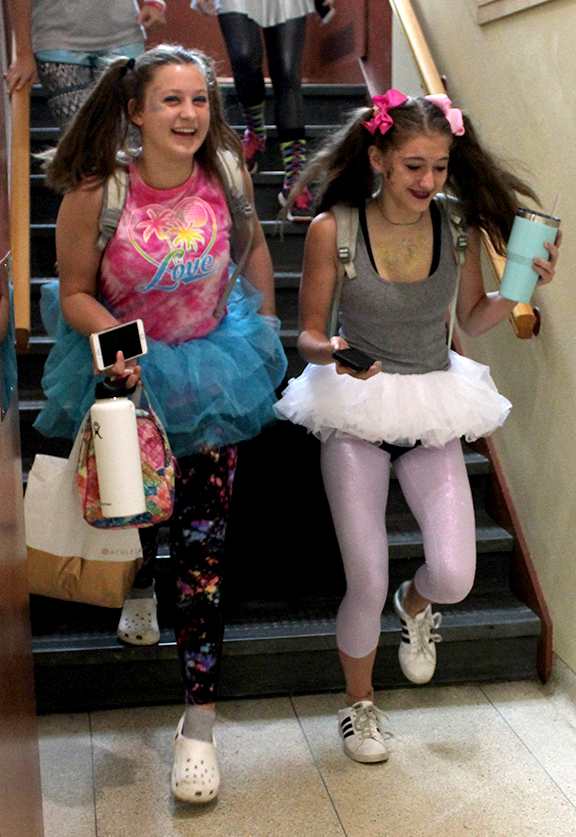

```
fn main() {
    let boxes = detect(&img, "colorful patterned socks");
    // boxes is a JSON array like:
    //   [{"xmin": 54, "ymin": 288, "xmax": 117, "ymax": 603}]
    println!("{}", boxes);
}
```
[
  {"xmin": 243, "ymin": 101, "xmax": 267, "ymax": 143},
  {"xmin": 280, "ymin": 137, "xmax": 307, "ymax": 193}
]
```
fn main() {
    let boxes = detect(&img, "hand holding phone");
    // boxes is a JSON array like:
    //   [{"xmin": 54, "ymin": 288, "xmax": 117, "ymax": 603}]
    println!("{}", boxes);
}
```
[
  {"xmin": 332, "ymin": 347, "xmax": 376, "ymax": 373},
  {"xmin": 90, "ymin": 319, "xmax": 147, "ymax": 373}
]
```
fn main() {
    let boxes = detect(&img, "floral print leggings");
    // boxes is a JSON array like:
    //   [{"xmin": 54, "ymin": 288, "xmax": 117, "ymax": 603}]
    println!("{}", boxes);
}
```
[{"xmin": 137, "ymin": 445, "xmax": 237, "ymax": 705}]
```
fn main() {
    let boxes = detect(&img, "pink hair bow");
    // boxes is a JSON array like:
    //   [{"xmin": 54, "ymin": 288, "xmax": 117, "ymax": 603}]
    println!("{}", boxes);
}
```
[
  {"xmin": 425, "ymin": 94, "xmax": 465, "ymax": 136},
  {"xmin": 362, "ymin": 89, "xmax": 409, "ymax": 136}
]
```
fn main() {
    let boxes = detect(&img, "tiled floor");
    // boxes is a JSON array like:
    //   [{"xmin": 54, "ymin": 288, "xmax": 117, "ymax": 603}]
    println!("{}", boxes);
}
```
[{"xmin": 39, "ymin": 655, "xmax": 576, "ymax": 837}]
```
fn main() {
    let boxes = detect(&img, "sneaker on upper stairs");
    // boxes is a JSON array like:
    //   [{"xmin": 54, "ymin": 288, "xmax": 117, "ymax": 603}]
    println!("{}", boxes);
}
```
[
  {"xmin": 393, "ymin": 581, "xmax": 442, "ymax": 685},
  {"xmin": 337, "ymin": 700, "xmax": 391, "ymax": 763},
  {"xmin": 242, "ymin": 129, "xmax": 266, "ymax": 175},
  {"xmin": 278, "ymin": 185, "xmax": 313, "ymax": 221}
]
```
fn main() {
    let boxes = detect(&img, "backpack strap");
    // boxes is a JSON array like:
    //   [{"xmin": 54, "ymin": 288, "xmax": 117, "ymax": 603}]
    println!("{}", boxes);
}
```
[
  {"xmin": 329, "ymin": 204, "xmax": 359, "ymax": 336},
  {"xmin": 436, "ymin": 194, "xmax": 468, "ymax": 349},
  {"xmin": 212, "ymin": 149, "xmax": 254, "ymax": 318},
  {"xmin": 97, "ymin": 165, "xmax": 130, "ymax": 251},
  {"xmin": 96, "ymin": 150, "xmax": 255, "ymax": 319},
  {"xmin": 215, "ymin": 148, "xmax": 254, "ymax": 229}
]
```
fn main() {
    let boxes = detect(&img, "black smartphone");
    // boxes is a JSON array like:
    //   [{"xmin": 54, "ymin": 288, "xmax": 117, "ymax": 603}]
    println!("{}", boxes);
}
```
[
  {"xmin": 332, "ymin": 347, "xmax": 376, "ymax": 373},
  {"xmin": 90, "ymin": 319, "xmax": 148, "ymax": 372}
]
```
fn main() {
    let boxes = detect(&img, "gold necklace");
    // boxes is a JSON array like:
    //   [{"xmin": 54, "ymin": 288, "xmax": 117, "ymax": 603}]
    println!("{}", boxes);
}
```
[{"xmin": 376, "ymin": 200, "xmax": 424, "ymax": 227}]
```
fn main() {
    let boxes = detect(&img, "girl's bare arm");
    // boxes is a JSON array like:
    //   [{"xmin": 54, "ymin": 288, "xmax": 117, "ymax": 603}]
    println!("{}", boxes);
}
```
[
  {"xmin": 298, "ymin": 211, "xmax": 380, "ymax": 378},
  {"xmin": 456, "ymin": 227, "xmax": 560, "ymax": 337}
]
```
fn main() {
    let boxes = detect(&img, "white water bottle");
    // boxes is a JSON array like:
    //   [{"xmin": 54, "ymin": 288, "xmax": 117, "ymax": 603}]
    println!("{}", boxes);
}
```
[{"xmin": 90, "ymin": 378, "xmax": 146, "ymax": 518}]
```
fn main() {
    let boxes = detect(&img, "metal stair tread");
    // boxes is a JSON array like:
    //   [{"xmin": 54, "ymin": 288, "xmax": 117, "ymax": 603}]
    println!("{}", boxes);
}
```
[
  {"xmin": 28, "ymin": 554, "xmax": 518, "ymax": 642},
  {"xmin": 19, "ymin": 335, "xmax": 52, "ymax": 350},
  {"xmin": 33, "ymin": 601, "xmax": 540, "ymax": 662},
  {"xmin": 274, "ymin": 271, "xmax": 300, "ymax": 288},
  {"xmin": 30, "ymin": 126, "xmax": 59, "ymax": 141},
  {"xmin": 32, "ymin": 598, "xmax": 539, "ymax": 662},
  {"xmin": 224, "ymin": 603, "xmax": 541, "ymax": 651},
  {"xmin": 31, "ymin": 219, "xmax": 307, "ymax": 235},
  {"xmin": 230, "ymin": 124, "xmax": 335, "ymax": 137},
  {"xmin": 18, "ymin": 324, "xmax": 301, "ymax": 353},
  {"xmin": 386, "ymin": 515, "xmax": 512, "ymax": 552},
  {"xmin": 29, "ymin": 274, "xmax": 301, "ymax": 288},
  {"xmin": 260, "ymin": 219, "xmax": 308, "ymax": 234}
]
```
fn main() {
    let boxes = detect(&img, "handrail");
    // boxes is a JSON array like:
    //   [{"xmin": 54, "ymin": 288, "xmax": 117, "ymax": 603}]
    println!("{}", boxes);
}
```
[
  {"xmin": 388, "ymin": 0, "xmax": 538, "ymax": 339},
  {"xmin": 388, "ymin": 0, "xmax": 445, "ymax": 94},
  {"xmin": 10, "ymin": 84, "xmax": 31, "ymax": 354}
]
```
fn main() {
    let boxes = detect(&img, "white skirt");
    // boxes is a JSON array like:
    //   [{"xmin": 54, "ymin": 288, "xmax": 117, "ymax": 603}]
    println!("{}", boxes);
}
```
[
  {"xmin": 191, "ymin": 0, "xmax": 315, "ymax": 27},
  {"xmin": 274, "ymin": 351, "xmax": 511, "ymax": 448}
]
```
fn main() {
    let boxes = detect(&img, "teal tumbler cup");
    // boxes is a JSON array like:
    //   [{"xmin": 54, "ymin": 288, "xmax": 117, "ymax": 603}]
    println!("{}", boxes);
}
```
[{"xmin": 500, "ymin": 209, "xmax": 560, "ymax": 304}]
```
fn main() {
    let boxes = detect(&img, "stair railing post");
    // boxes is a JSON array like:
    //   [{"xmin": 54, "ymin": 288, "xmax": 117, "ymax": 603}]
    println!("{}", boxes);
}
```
[{"xmin": 10, "ymin": 79, "xmax": 31, "ymax": 355}]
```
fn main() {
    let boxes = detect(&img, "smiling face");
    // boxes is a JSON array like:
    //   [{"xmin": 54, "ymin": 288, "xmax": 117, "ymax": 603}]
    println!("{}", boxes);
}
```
[
  {"xmin": 370, "ymin": 131, "xmax": 451, "ymax": 221},
  {"xmin": 130, "ymin": 62, "xmax": 211, "ymax": 169}
]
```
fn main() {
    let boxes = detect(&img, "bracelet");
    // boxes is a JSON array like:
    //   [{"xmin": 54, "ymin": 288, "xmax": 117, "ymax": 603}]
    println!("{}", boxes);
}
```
[{"xmin": 143, "ymin": 0, "xmax": 166, "ymax": 10}]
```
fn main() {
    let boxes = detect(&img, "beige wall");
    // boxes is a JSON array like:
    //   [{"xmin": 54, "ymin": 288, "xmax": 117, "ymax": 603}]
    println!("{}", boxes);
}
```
[{"xmin": 409, "ymin": 0, "xmax": 576, "ymax": 668}]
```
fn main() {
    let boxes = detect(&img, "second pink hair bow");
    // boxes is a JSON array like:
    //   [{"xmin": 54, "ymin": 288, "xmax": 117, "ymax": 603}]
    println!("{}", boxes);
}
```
[
  {"xmin": 425, "ymin": 94, "xmax": 465, "ymax": 136},
  {"xmin": 362, "ymin": 89, "xmax": 409, "ymax": 135}
]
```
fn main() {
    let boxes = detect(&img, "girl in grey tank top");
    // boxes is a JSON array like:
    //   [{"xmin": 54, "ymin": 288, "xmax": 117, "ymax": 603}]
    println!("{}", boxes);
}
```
[{"xmin": 276, "ymin": 91, "xmax": 561, "ymax": 764}]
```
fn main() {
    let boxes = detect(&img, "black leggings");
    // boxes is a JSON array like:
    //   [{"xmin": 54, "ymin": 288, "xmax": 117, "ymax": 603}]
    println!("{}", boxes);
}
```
[
  {"xmin": 218, "ymin": 12, "xmax": 307, "ymax": 141},
  {"xmin": 136, "ymin": 446, "xmax": 238, "ymax": 705}
]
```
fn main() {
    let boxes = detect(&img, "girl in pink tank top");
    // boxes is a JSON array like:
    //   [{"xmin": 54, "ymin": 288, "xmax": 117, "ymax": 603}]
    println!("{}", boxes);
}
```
[{"xmin": 38, "ymin": 45, "xmax": 286, "ymax": 804}]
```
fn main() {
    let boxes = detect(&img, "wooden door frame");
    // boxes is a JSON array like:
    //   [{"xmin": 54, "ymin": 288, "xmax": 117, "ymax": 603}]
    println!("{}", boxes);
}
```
[{"xmin": 0, "ymin": 1, "xmax": 45, "ymax": 834}]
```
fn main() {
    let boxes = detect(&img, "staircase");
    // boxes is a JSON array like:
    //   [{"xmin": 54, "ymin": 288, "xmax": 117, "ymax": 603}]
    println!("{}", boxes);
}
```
[{"xmin": 21, "ymin": 82, "xmax": 544, "ymax": 714}]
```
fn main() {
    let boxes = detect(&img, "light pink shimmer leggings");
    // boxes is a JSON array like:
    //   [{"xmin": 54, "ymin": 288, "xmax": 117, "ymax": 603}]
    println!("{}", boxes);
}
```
[{"xmin": 321, "ymin": 434, "xmax": 477, "ymax": 659}]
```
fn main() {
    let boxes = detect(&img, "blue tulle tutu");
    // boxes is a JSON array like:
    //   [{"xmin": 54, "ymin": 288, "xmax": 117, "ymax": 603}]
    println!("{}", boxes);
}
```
[
  {"xmin": 1, "ymin": 284, "xmax": 18, "ymax": 413},
  {"xmin": 35, "ymin": 278, "xmax": 287, "ymax": 457}
]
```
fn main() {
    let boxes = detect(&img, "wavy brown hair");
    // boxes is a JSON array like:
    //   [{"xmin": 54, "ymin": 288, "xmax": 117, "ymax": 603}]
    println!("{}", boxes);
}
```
[
  {"xmin": 45, "ymin": 44, "xmax": 243, "ymax": 194},
  {"xmin": 290, "ymin": 95, "xmax": 539, "ymax": 255}
]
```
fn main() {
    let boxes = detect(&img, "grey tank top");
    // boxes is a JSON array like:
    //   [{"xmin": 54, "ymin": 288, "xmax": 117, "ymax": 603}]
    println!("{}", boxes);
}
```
[
  {"xmin": 339, "ymin": 200, "xmax": 457, "ymax": 375},
  {"xmin": 32, "ymin": 0, "xmax": 143, "ymax": 53}
]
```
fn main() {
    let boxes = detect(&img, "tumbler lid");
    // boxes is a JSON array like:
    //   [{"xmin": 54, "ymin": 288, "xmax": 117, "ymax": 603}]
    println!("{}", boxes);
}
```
[
  {"xmin": 95, "ymin": 377, "xmax": 127, "ymax": 399},
  {"xmin": 517, "ymin": 208, "xmax": 561, "ymax": 227}
]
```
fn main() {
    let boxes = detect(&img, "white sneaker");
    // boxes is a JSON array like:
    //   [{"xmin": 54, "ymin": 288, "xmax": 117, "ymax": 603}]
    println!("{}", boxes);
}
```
[
  {"xmin": 337, "ymin": 701, "xmax": 390, "ymax": 763},
  {"xmin": 171, "ymin": 714, "xmax": 220, "ymax": 803},
  {"xmin": 117, "ymin": 593, "xmax": 160, "ymax": 645},
  {"xmin": 393, "ymin": 582, "xmax": 442, "ymax": 684}
]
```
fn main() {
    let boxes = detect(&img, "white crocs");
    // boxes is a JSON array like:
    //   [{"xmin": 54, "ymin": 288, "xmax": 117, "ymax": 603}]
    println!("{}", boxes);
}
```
[
  {"xmin": 117, "ymin": 594, "xmax": 160, "ymax": 645},
  {"xmin": 171, "ymin": 714, "xmax": 220, "ymax": 803}
]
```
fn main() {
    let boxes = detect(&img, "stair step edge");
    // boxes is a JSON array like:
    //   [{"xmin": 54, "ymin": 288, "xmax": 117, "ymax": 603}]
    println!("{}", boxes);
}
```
[{"xmin": 32, "ymin": 604, "xmax": 540, "ymax": 662}]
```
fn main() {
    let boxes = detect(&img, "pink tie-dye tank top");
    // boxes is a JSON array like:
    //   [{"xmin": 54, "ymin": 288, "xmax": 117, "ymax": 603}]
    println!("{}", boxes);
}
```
[{"xmin": 99, "ymin": 160, "xmax": 232, "ymax": 345}]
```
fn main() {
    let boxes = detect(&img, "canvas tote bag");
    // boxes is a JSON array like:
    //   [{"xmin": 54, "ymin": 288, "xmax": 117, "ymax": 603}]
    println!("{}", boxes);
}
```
[{"xmin": 25, "ymin": 427, "xmax": 143, "ymax": 608}]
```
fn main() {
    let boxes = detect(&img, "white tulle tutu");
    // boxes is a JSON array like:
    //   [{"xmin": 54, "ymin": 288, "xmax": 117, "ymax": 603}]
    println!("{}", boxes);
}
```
[{"xmin": 274, "ymin": 351, "xmax": 511, "ymax": 448}]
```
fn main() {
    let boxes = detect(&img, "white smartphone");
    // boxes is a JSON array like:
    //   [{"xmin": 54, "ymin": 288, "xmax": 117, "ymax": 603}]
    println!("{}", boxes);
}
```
[{"xmin": 89, "ymin": 319, "xmax": 147, "ymax": 373}]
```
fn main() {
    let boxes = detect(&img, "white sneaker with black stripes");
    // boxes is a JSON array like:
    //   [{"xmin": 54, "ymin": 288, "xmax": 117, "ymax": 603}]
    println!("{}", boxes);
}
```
[
  {"xmin": 337, "ymin": 700, "xmax": 390, "ymax": 763},
  {"xmin": 393, "ymin": 581, "xmax": 442, "ymax": 684}
]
